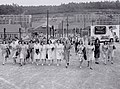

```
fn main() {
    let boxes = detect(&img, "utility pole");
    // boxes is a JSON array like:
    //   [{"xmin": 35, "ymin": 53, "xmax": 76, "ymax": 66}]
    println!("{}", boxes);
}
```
[
  {"xmin": 67, "ymin": 16, "xmax": 69, "ymax": 37},
  {"xmin": 62, "ymin": 20, "xmax": 64, "ymax": 37},
  {"xmin": 19, "ymin": 28, "xmax": 21, "ymax": 41},
  {"xmin": 47, "ymin": 10, "xmax": 49, "ymax": 44},
  {"xmin": 4, "ymin": 28, "xmax": 6, "ymax": 41},
  {"xmin": 83, "ymin": 14, "xmax": 85, "ymax": 29}
]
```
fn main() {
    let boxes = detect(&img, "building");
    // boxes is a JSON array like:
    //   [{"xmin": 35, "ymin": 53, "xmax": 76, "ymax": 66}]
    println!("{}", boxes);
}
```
[
  {"xmin": 74, "ymin": 13, "xmax": 120, "ymax": 27},
  {"xmin": 0, "ymin": 24, "xmax": 24, "ymax": 40},
  {"xmin": 0, "ymin": 15, "xmax": 32, "ymax": 28}
]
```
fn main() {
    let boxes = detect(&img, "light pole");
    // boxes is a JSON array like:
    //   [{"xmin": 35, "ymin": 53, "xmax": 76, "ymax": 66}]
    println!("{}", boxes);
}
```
[
  {"xmin": 62, "ymin": 20, "xmax": 64, "ymax": 37},
  {"xmin": 47, "ymin": 10, "xmax": 49, "ymax": 44},
  {"xmin": 67, "ymin": 16, "xmax": 69, "ymax": 37}
]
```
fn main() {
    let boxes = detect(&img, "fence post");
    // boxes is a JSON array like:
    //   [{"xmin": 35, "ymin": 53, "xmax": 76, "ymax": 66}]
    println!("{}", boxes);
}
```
[{"xmin": 4, "ymin": 28, "xmax": 6, "ymax": 41}]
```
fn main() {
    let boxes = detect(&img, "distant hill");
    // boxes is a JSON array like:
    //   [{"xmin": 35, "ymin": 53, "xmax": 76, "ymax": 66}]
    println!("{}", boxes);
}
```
[{"xmin": 1, "ymin": 1, "xmax": 120, "ymax": 15}]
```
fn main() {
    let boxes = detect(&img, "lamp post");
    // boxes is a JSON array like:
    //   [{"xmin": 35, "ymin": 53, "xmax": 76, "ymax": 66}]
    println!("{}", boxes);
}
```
[
  {"xmin": 19, "ymin": 28, "xmax": 21, "ymax": 41},
  {"xmin": 62, "ymin": 20, "xmax": 64, "ymax": 37},
  {"xmin": 67, "ymin": 16, "xmax": 69, "ymax": 37},
  {"xmin": 47, "ymin": 10, "xmax": 49, "ymax": 44},
  {"xmin": 4, "ymin": 28, "xmax": 6, "ymax": 41}
]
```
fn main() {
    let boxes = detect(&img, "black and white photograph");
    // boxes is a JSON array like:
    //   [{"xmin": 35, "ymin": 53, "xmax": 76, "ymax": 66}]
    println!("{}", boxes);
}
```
[{"xmin": 0, "ymin": 0, "xmax": 120, "ymax": 89}]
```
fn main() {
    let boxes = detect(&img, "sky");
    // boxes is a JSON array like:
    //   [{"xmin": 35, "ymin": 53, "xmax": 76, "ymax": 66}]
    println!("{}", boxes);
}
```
[{"xmin": 0, "ymin": 0, "xmax": 117, "ymax": 6}]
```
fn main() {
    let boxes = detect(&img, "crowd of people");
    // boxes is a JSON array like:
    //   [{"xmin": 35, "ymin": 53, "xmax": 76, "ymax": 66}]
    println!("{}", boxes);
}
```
[{"xmin": 0, "ymin": 36, "xmax": 116, "ymax": 70}]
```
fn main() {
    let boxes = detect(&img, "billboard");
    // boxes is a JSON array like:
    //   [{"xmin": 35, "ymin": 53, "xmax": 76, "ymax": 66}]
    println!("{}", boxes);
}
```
[{"xmin": 91, "ymin": 25, "xmax": 119, "ymax": 42}]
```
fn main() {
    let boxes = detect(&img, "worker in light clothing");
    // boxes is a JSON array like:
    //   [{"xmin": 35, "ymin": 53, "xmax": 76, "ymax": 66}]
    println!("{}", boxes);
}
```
[
  {"xmin": 46, "ymin": 40, "xmax": 55, "ymax": 66},
  {"xmin": 55, "ymin": 40, "xmax": 64, "ymax": 66},
  {"xmin": 41, "ymin": 42, "xmax": 47, "ymax": 65}
]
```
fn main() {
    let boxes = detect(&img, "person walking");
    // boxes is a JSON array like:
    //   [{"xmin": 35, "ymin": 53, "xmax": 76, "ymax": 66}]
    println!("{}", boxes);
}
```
[
  {"xmin": 55, "ymin": 40, "xmax": 64, "ymax": 66},
  {"xmin": 108, "ymin": 39, "xmax": 116, "ymax": 64},
  {"xmin": 86, "ymin": 40, "xmax": 95, "ymax": 70},
  {"xmin": 94, "ymin": 38, "xmax": 100, "ymax": 64},
  {"xmin": 77, "ymin": 39, "xmax": 85, "ymax": 68},
  {"xmin": 102, "ymin": 41, "xmax": 108, "ymax": 65},
  {"xmin": 64, "ymin": 39, "xmax": 71, "ymax": 68}
]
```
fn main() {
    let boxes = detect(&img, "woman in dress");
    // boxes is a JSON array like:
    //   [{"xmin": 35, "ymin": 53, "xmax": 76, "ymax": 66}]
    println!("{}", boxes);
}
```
[
  {"xmin": 34, "ymin": 40, "xmax": 41, "ymax": 65},
  {"xmin": 102, "ymin": 41, "xmax": 108, "ymax": 65},
  {"xmin": 108, "ymin": 39, "xmax": 116, "ymax": 64},
  {"xmin": 24, "ymin": 42, "xmax": 30, "ymax": 64},
  {"xmin": 1, "ymin": 41, "xmax": 9, "ymax": 65},
  {"xmin": 46, "ymin": 40, "xmax": 55, "ymax": 66},
  {"xmin": 10, "ymin": 40, "xmax": 18, "ymax": 64},
  {"xmin": 55, "ymin": 40, "xmax": 64, "ymax": 66},
  {"xmin": 94, "ymin": 38, "xmax": 100, "ymax": 64},
  {"xmin": 41, "ymin": 41, "xmax": 47, "ymax": 65},
  {"xmin": 77, "ymin": 39, "xmax": 85, "ymax": 68},
  {"xmin": 86, "ymin": 40, "xmax": 95, "ymax": 70},
  {"xmin": 29, "ymin": 40, "xmax": 34, "ymax": 64},
  {"xmin": 19, "ymin": 41, "xmax": 27, "ymax": 66}
]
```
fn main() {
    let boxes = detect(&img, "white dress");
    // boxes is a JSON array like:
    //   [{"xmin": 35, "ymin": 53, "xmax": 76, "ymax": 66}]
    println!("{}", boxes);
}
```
[
  {"xmin": 34, "ymin": 44, "xmax": 40, "ymax": 59},
  {"xmin": 41, "ymin": 45, "xmax": 47, "ymax": 59},
  {"xmin": 77, "ymin": 45, "xmax": 84, "ymax": 61},
  {"xmin": 47, "ymin": 44, "xmax": 55, "ymax": 60},
  {"xmin": 10, "ymin": 43, "xmax": 17, "ymax": 58},
  {"xmin": 56, "ymin": 43, "xmax": 64, "ymax": 60},
  {"xmin": 20, "ymin": 44, "xmax": 26, "ymax": 59},
  {"xmin": 86, "ymin": 45, "xmax": 95, "ymax": 61},
  {"xmin": 39, "ymin": 44, "xmax": 42, "ymax": 60}
]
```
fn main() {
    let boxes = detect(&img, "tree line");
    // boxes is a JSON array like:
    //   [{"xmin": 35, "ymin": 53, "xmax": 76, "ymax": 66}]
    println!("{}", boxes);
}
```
[{"xmin": 1, "ymin": 1, "xmax": 120, "ymax": 15}]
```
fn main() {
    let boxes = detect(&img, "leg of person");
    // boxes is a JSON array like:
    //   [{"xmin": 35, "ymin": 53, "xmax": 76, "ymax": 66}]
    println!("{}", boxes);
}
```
[
  {"xmin": 95, "ymin": 58, "xmax": 99, "ymax": 64},
  {"xmin": 19, "ymin": 58, "xmax": 23, "ymax": 66},
  {"xmin": 36, "ymin": 59, "xmax": 39, "ymax": 65},
  {"xmin": 79, "ymin": 58, "xmax": 83, "ymax": 69},
  {"xmin": 41, "ymin": 59, "xmax": 44, "ymax": 65},
  {"xmin": 2, "ymin": 54, "xmax": 6, "ymax": 65},
  {"xmin": 111, "ymin": 56, "xmax": 113, "ymax": 64},
  {"xmin": 87, "ymin": 61, "xmax": 89, "ymax": 67},
  {"xmin": 13, "ymin": 57, "xmax": 17, "ymax": 64},
  {"xmin": 105, "ymin": 54, "xmax": 108, "ymax": 65},
  {"xmin": 89, "ymin": 60, "xmax": 93, "ymax": 70},
  {"xmin": 12, "ymin": 51, "xmax": 17, "ymax": 64},
  {"xmin": 48, "ymin": 60, "xmax": 51, "ymax": 66},
  {"xmin": 57, "ymin": 59, "xmax": 59, "ymax": 66}
]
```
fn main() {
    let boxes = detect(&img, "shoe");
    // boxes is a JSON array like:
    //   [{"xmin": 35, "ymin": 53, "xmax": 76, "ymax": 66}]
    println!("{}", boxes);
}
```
[
  {"xmin": 2, "ymin": 63, "xmax": 5, "ymax": 65},
  {"xmin": 104, "ymin": 63, "xmax": 107, "ymax": 65},
  {"xmin": 57, "ymin": 64, "xmax": 59, "ymax": 66},
  {"xmin": 66, "ymin": 65, "xmax": 68, "ymax": 68},
  {"xmin": 90, "ymin": 67, "xmax": 93, "ymax": 70},
  {"xmin": 95, "ymin": 62, "xmax": 99, "ymax": 64},
  {"xmin": 48, "ymin": 64, "xmax": 50, "ymax": 66},
  {"xmin": 42, "ymin": 64, "xmax": 44, "ymax": 66},
  {"xmin": 80, "ymin": 66, "xmax": 82, "ymax": 69},
  {"xmin": 111, "ymin": 62, "xmax": 113, "ymax": 64}
]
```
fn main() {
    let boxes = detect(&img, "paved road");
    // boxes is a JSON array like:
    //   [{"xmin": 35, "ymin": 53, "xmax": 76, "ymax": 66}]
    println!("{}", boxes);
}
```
[{"xmin": 0, "ymin": 43, "xmax": 120, "ymax": 89}]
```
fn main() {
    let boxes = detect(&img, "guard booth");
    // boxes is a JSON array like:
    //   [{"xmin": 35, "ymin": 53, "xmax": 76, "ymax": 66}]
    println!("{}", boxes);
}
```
[{"xmin": 0, "ymin": 24, "xmax": 24, "ymax": 41}]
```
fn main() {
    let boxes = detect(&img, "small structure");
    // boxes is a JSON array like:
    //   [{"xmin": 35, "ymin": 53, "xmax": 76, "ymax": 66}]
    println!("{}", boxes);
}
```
[{"xmin": 0, "ymin": 24, "xmax": 23, "ymax": 40}]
